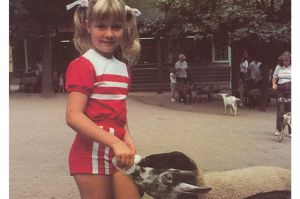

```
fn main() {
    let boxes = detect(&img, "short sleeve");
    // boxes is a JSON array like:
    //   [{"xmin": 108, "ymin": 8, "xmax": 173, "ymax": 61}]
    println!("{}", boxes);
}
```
[
  {"xmin": 65, "ymin": 57, "xmax": 95, "ymax": 96},
  {"xmin": 273, "ymin": 65, "xmax": 280, "ymax": 79}
]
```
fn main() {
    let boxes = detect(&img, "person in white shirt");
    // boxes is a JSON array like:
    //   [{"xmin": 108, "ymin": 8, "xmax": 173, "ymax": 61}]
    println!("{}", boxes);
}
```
[
  {"xmin": 175, "ymin": 54, "xmax": 188, "ymax": 84},
  {"xmin": 239, "ymin": 51, "xmax": 249, "ymax": 84},
  {"xmin": 169, "ymin": 68, "xmax": 177, "ymax": 102},
  {"xmin": 272, "ymin": 51, "xmax": 291, "ymax": 136},
  {"xmin": 248, "ymin": 58, "xmax": 262, "ymax": 89}
]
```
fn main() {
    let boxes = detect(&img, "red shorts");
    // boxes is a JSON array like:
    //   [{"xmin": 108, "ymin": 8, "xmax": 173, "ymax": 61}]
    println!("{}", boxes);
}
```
[{"xmin": 69, "ymin": 124, "xmax": 125, "ymax": 175}]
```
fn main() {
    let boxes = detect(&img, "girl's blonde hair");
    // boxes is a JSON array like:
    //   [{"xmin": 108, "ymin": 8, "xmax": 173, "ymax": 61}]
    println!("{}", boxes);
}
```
[{"xmin": 73, "ymin": 0, "xmax": 140, "ymax": 66}]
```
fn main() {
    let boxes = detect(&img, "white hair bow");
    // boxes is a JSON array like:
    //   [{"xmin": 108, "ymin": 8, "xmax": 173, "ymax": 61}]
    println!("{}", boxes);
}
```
[
  {"xmin": 66, "ymin": 0, "xmax": 88, "ymax": 10},
  {"xmin": 125, "ymin": 5, "xmax": 141, "ymax": 17}
]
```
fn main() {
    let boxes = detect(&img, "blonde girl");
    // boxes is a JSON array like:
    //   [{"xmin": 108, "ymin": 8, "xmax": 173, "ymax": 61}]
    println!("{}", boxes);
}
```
[{"xmin": 65, "ymin": 0, "xmax": 141, "ymax": 198}]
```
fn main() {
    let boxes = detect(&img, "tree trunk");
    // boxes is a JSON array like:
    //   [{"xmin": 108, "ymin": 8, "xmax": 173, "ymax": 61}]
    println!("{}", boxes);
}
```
[{"xmin": 41, "ymin": 27, "xmax": 54, "ymax": 96}]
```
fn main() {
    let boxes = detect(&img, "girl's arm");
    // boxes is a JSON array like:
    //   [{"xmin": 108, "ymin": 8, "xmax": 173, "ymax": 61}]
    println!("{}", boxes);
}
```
[
  {"xmin": 123, "ymin": 122, "xmax": 137, "ymax": 154},
  {"xmin": 66, "ymin": 91, "xmax": 134, "ymax": 168}
]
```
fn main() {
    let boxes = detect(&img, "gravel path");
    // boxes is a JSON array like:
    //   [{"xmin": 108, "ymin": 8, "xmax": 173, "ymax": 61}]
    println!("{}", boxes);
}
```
[{"xmin": 9, "ymin": 92, "xmax": 291, "ymax": 199}]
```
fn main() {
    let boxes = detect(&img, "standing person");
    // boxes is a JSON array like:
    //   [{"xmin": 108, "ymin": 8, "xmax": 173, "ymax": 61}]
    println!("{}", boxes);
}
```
[
  {"xmin": 239, "ymin": 51, "xmax": 249, "ymax": 85},
  {"xmin": 175, "ymin": 53, "xmax": 188, "ymax": 84},
  {"xmin": 58, "ymin": 73, "xmax": 65, "ymax": 93},
  {"xmin": 65, "ymin": 0, "xmax": 141, "ymax": 199},
  {"xmin": 272, "ymin": 51, "xmax": 291, "ymax": 136},
  {"xmin": 248, "ymin": 57, "xmax": 262, "ymax": 90},
  {"xmin": 35, "ymin": 60, "xmax": 43, "ymax": 92},
  {"xmin": 238, "ymin": 51, "xmax": 249, "ymax": 104},
  {"xmin": 170, "ymin": 68, "xmax": 177, "ymax": 102}
]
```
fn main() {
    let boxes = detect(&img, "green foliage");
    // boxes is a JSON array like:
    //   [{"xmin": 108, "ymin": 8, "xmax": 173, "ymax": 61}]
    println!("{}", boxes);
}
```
[
  {"xmin": 10, "ymin": 0, "xmax": 71, "ymax": 42},
  {"xmin": 151, "ymin": 0, "xmax": 291, "ymax": 44}
]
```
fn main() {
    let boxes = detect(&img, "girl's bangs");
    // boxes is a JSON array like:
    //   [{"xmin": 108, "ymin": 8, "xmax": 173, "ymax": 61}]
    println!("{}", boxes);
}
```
[{"xmin": 92, "ymin": 1, "xmax": 125, "ymax": 22}]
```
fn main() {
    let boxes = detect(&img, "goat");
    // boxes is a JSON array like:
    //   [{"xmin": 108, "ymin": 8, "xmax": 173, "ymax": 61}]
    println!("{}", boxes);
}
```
[
  {"xmin": 113, "ymin": 151, "xmax": 291, "ymax": 199},
  {"xmin": 247, "ymin": 89, "xmax": 261, "ymax": 108},
  {"xmin": 277, "ymin": 112, "xmax": 291, "ymax": 142},
  {"xmin": 218, "ymin": 93, "xmax": 240, "ymax": 116},
  {"xmin": 176, "ymin": 82, "xmax": 194, "ymax": 105},
  {"xmin": 113, "ymin": 151, "xmax": 210, "ymax": 199},
  {"xmin": 194, "ymin": 84, "xmax": 213, "ymax": 103}
]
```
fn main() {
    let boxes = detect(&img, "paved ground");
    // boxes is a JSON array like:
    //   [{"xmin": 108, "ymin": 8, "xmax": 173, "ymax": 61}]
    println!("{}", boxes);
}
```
[{"xmin": 9, "ymin": 92, "xmax": 291, "ymax": 199}]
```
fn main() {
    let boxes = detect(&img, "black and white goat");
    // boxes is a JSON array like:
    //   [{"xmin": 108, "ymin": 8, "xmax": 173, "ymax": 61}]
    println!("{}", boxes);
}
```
[
  {"xmin": 113, "ymin": 151, "xmax": 291, "ymax": 199},
  {"xmin": 218, "ymin": 93, "xmax": 241, "ymax": 116},
  {"xmin": 113, "ymin": 151, "xmax": 210, "ymax": 199}
]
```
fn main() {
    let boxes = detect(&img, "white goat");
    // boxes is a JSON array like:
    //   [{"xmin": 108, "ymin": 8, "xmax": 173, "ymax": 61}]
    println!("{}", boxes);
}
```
[
  {"xmin": 218, "ymin": 93, "xmax": 240, "ymax": 116},
  {"xmin": 277, "ymin": 112, "xmax": 291, "ymax": 142},
  {"xmin": 113, "ymin": 152, "xmax": 291, "ymax": 199}
]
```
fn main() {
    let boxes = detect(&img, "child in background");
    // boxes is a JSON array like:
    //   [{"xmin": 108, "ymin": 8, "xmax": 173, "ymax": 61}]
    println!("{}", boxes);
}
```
[
  {"xmin": 58, "ymin": 73, "xmax": 65, "ymax": 93},
  {"xmin": 65, "ymin": 0, "xmax": 141, "ymax": 198},
  {"xmin": 170, "ymin": 68, "xmax": 177, "ymax": 102}
]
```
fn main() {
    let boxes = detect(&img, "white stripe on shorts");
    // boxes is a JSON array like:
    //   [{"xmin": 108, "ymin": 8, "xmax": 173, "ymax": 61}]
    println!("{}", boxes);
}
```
[
  {"xmin": 104, "ymin": 127, "xmax": 115, "ymax": 175},
  {"xmin": 92, "ymin": 126, "xmax": 103, "ymax": 174},
  {"xmin": 92, "ymin": 142, "xmax": 99, "ymax": 174}
]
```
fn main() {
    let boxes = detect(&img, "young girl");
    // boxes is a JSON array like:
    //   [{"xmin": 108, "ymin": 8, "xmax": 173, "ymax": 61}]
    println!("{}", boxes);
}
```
[
  {"xmin": 169, "ymin": 68, "xmax": 177, "ymax": 102},
  {"xmin": 65, "ymin": 0, "xmax": 141, "ymax": 198}
]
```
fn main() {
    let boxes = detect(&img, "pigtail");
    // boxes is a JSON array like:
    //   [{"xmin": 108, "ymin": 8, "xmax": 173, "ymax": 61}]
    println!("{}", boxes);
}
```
[
  {"xmin": 73, "ymin": 6, "xmax": 90, "ymax": 55},
  {"xmin": 121, "ymin": 11, "xmax": 141, "ymax": 66}
]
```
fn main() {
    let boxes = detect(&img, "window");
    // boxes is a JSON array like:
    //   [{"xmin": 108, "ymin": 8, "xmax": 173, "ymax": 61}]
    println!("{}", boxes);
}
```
[{"xmin": 212, "ymin": 37, "xmax": 231, "ymax": 65}]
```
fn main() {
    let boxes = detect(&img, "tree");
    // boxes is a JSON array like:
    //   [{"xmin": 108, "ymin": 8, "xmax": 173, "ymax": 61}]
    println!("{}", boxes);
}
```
[
  {"xmin": 151, "ymin": 0, "xmax": 291, "ymax": 110},
  {"xmin": 10, "ymin": 0, "xmax": 71, "ymax": 95}
]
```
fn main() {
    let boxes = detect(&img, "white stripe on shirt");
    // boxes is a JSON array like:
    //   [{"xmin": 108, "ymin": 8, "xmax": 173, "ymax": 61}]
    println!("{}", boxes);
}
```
[
  {"xmin": 95, "ymin": 81, "xmax": 128, "ymax": 88},
  {"xmin": 90, "ymin": 93, "xmax": 127, "ymax": 100}
]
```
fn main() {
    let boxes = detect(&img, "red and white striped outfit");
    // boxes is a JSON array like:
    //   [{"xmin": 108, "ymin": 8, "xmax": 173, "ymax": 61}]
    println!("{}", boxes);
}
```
[{"xmin": 65, "ymin": 49, "xmax": 131, "ymax": 175}]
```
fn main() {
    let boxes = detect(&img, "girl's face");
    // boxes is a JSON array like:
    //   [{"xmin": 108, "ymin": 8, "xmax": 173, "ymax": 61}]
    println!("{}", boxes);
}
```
[
  {"xmin": 87, "ymin": 18, "xmax": 124, "ymax": 58},
  {"xmin": 282, "ymin": 58, "xmax": 291, "ymax": 67}
]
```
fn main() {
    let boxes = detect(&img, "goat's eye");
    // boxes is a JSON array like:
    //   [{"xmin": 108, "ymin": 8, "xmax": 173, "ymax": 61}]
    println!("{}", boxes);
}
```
[
  {"xmin": 140, "ymin": 167, "xmax": 145, "ymax": 173},
  {"xmin": 162, "ymin": 173, "xmax": 173, "ymax": 184},
  {"xmin": 166, "ymin": 174, "xmax": 173, "ymax": 180}
]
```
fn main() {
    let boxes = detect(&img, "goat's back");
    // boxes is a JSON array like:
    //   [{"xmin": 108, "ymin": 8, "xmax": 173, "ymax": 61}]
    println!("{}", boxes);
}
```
[{"xmin": 200, "ymin": 166, "xmax": 291, "ymax": 199}]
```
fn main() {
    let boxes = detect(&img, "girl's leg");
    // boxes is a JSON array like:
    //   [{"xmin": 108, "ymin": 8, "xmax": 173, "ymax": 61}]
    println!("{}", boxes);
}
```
[
  {"xmin": 73, "ymin": 174, "xmax": 113, "ymax": 199},
  {"xmin": 113, "ymin": 172, "xmax": 140, "ymax": 199}
]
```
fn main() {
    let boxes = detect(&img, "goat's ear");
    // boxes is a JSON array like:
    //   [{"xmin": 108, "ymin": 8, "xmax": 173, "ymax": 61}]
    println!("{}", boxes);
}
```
[{"xmin": 174, "ymin": 183, "xmax": 211, "ymax": 194}]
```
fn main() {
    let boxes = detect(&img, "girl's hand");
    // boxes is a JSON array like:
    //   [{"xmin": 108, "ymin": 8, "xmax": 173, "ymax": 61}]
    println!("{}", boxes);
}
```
[
  {"xmin": 124, "ymin": 135, "xmax": 137, "ymax": 154},
  {"xmin": 111, "ymin": 141, "xmax": 135, "ymax": 169},
  {"xmin": 272, "ymin": 84, "xmax": 278, "ymax": 89}
]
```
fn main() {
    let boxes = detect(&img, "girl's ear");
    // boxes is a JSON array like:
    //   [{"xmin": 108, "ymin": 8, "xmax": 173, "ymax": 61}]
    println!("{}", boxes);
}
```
[{"xmin": 85, "ymin": 20, "xmax": 91, "ymax": 34}]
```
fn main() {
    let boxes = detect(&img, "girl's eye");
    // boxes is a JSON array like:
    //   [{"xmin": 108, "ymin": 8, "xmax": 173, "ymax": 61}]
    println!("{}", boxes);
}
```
[
  {"xmin": 96, "ymin": 25, "xmax": 107, "ymax": 29},
  {"xmin": 112, "ymin": 25, "xmax": 123, "ymax": 31}
]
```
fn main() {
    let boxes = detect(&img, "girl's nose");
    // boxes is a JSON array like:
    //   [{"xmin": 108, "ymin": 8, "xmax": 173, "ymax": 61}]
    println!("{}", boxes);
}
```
[{"xmin": 104, "ymin": 28, "xmax": 114, "ymax": 38}]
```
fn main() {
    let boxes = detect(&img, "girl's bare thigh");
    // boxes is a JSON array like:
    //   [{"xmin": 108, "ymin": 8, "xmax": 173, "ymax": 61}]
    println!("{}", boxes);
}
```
[
  {"xmin": 113, "ymin": 172, "xmax": 140, "ymax": 199},
  {"xmin": 74, "ymin": 174, "xmax": 113, "ymax": 199}
]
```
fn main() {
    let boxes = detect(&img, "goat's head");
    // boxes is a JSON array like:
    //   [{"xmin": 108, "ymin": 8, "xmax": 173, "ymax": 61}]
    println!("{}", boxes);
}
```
[
  {"xmin": 218, "ymin": 93, "xmax": 228, "ymax": 98},
  {"xmin": 112, "ymin": 152, "xmax": 211, "ymax": 199},
  {"xmin": 132, "ymin": 167, "xmax": 211, "ymax": 199}
]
